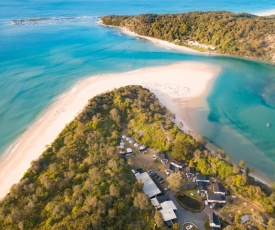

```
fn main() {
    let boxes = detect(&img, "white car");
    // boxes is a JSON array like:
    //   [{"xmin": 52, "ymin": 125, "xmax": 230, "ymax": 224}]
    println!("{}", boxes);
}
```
[
  {"xmin": 134, "ymin": 143, "xmax": 139, "ymax": 148},
  {"xmin": 164, "ymin": 187, "xmax": 170, "ymax": 191},
  {"xmin": 122, "ymin": 135, "xmax": 126, "ymax": 139},
  {"xmin": 126, "ymin": 137, "xmax": 130, "ymax": 141},
  {"xmin": 129, "ymin": 139, "xmax": 134, "ymax": 144},
  {"xmin": 152, "ymin": 155, "xmax": 157, "ymax": 160},
  {"xmin": 165, "ymin": 169, "xmax": 170, "ymax": 175},
  {"xmin": 210, "ymin": 203, "xmax": 216, "ymax": 209}
]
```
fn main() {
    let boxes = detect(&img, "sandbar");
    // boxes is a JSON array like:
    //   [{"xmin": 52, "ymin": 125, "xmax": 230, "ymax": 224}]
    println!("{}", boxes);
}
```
[{"xmin": 0, "ymin": 62, "xmax": 220, "ymax": 199}]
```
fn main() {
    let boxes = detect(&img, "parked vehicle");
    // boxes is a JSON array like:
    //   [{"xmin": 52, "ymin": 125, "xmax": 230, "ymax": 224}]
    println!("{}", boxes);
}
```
[
  {"xmin": 159, "ymin": 180, "xmax": 164, "ymax": 184},
  {"xmin": 210, "ymin": 203, "xmax": 216, "ymax": 209},
  {"xmin": 152, "ymin": 155, "xmax": 157, "ymax": 160},
  {"xmin": 147, "ymin": 170, "xmax": 153, "ymax": 174},
  {"xmin": 158, "ymin": 177, "xmax": 163, "ymax": 181},
  {"xmin": 164, "ymin": 187, "xmax": 170, "ymax": 191}
]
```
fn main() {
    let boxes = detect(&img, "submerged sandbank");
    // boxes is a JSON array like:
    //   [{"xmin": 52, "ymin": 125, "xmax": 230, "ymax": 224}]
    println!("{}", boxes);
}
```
[{"xmin": 0, "ymin": 62, "xmax": 220, "ymax": 199}]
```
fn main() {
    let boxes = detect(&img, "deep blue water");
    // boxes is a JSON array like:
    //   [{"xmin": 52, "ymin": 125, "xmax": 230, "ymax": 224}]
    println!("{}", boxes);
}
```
[{"xmin": 0, "ymin": 0, "xmax": 275, "ymax": 181}]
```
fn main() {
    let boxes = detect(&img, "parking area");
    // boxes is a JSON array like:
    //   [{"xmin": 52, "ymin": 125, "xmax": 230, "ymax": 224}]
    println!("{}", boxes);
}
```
[{"xmin": 168, "ymin": 191, "xmax": 207, "ymax": 229}]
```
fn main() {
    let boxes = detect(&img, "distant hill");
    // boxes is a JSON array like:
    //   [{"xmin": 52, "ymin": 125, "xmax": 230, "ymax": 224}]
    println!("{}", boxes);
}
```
[{"xmin": 101, "ymin": 11, "xmax": 275, "ymax": 63}]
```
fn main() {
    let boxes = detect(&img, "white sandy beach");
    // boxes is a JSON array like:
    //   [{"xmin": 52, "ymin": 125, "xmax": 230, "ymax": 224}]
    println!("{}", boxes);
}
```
[
  {"xmin": 99, "ymin": 20, "xmax": 207, "ymax": 55},
  {"xmin": 0, "ymin": 62, "xmax": 220, "ymax": 199}
]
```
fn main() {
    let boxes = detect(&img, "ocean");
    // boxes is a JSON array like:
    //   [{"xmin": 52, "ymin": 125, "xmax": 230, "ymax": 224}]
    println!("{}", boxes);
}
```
[{"xmin": 0, "ymin": 0, "xmax": 275, "ymax": 181}]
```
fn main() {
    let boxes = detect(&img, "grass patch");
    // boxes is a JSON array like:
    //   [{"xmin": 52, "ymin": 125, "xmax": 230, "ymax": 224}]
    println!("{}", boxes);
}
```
[
  {"xmin": 175, "ymin": 191, "xmax": 204, "ymax": 213},
  {"xmin": 182, "ymin": 222, "xmax": 198, "ymax": 230}
]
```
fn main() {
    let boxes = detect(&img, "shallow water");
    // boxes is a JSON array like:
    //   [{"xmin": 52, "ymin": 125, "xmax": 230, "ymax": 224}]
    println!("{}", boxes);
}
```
[{"xmin": 0, "ymin": 0, "xmax": 275, "ymax": 180}]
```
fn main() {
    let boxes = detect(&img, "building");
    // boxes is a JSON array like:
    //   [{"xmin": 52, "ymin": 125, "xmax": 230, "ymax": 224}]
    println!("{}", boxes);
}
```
[
  {"xmin": 207, "ymin": 193, "xmax": 226, "ymax": 204},
  {"xmin": 213, "ymin": 182, "xmax": 226, "ymax": 195},
  {"xmin": 151, "ymin": 195, "xmax": 170, "ymax": 208},
  {"xmin": 160, "ymin": 201, "xmax": 177, "ymax": 211},
  {"xmin": 185, "ymin": 167, "xmax": 195, "ymax": 178},
  {"xmin": 135, "ymin": 172, "xmax": 161, "ymax": 198},
  {"xmin": 126, "ymin": 148, "xmax": 133, "ymax": 155},
  {"xmin": 240, "ymin": 214, "xmax": 252, "ymax": 224},
  {"xmin": 196, "ymin": 174, "xmax": 210, "ymax": 183},
  {"xmin": 160, "ymin": 153, "xmax": 168, "ymax": 164},
  {"xmin": 160, "ymin": 208, "xmax": 177, "ymax": 222},
  {"xmin": 209, "ymin": 213, "xmax": 221, "ymax": 228},
  {"xmin": 171, "ymin": 160, "xmax": 185, "ymax": 172},
  {"xmin": 197, "ymin": 181, "xmax": 208, "ymax": 196},
  {"xmin": 139, "ymin": 145, "xmax": 147, "ymax": 152}
]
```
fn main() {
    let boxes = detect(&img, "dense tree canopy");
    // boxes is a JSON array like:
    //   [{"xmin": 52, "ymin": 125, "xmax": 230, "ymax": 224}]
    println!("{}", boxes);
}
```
[
  {"xmin": 102, "ymin": 11, "xmax": 275, "ymax": 62},
  {"xmin": 0, "ymin": 86, "xmax": 171, "ymax": 230}
]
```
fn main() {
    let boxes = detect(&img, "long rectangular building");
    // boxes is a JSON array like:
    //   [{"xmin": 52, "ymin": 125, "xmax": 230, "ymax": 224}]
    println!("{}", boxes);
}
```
[{"xmin": 135, "ymin": 172, "xmax": 161, "ymax": 198}]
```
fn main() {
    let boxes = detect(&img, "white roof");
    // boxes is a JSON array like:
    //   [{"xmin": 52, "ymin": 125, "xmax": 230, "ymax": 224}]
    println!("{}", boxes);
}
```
[
  {"xmin": 135, "ymin": 172, "xmax": 161, "ymax": 198},
  {"xmin": 161, "ymin": 201, "xmax": 177, "ymax": 210},
  {"xmin": 126, "ymin": 148, "xmax": 132, "ymax": 153},
  {"xmin": 160, "ymin": 208, "xmax": 177, "ymax": 221},
  {"xmin": 151, "ymin": 197, "xmax": 160, "ymax": 207}
]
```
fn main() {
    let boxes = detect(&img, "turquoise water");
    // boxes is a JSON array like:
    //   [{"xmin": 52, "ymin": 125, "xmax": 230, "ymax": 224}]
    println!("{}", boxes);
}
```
[{"xmin": 0, "ymin": 0, "xmax": 275, "ymax": 180}]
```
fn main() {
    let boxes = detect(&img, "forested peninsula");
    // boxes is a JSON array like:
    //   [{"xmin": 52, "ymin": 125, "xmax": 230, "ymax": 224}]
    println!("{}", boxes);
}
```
[
  {"xmin": 1, "ymin": 85, "xmax": 275, "ymax": 229},
  {"xmin": 101, "ymin": 11, "xmax": 275, "ymax": 63}
]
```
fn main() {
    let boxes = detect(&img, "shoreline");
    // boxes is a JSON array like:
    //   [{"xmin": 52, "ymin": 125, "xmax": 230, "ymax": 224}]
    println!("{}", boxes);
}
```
[
  {"xmin": 0, "ymin": 61, "xmax": 220, "ymax": 199},
  {"xmin": 99, "ymin": 20, "xmax": 275, "ymax": 66},
  {"xmin": 99, "ymin": 20, "xmax": 208, "ymax": 55}
]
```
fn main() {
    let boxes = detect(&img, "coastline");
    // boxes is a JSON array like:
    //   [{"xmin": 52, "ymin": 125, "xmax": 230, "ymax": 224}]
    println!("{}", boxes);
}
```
[
  {"xmin": 99, "ymin": 20, "xmax": 208, "ymax": 55},
  {"xmin": 0, "ymin": 62, "xmax": 220, "ymax": 199},
  {"xmin": 99, "ymin": 20, "xmax": 275, "ymax": 65}
]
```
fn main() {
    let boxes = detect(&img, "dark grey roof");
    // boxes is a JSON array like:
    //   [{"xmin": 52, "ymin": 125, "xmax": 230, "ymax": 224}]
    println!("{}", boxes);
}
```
[
  {"xmin": 207, "ymin": 193, "xmax": 226, "ymax": 201},
  {"xmin": 156, "ymin": 195, "xmax": 170, "ymax": 203},
  {"xmin": 160, "ymin": 153, "xmax": 168, "ymax": 160},
  {"xmin": 165, "ymin": 220, "xmax": 173, "ymax": 227},
  {"xmin": 186, "ymin": 167, "xmax": 195, "ymax": 174},
  {"xmin": 168, "ymin": 163, "xmax": 175, "ymax": 171},
  {"xmin": 210, "ymin": 213, "xmax": 220, "ymax": 225},
  {"xmin": 197, "ymin": 181, "xmax": 207, "ymax": 191},
  {"xmin": 213, "ymin": 182, "xmax": 226, "ymax": 193},
  {"xmin": 196, "ymin": 174, "xmax": 209, "ymax": 181}
]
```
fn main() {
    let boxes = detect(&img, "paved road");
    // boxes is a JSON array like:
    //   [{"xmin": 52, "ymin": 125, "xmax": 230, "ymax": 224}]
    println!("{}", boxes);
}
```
[{"xmin": 168, "ymin": 191, "xmax": 207, "ymax": 230}]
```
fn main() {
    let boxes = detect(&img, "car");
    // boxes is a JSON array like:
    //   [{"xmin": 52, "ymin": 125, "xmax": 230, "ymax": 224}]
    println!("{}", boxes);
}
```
[
  {"xmin": 147, "ymin": 170, "xmax": 153, "ymax": 174},
  {"xmin": 210, "ymin": 203, "xmax": 216, "ymax": 209},
  {"xmin": 159, "ymin": 180, "xmax": 164, "ymax": 184},
  {"xmin": 165, "ymin": 169, "xmax": 170, "ymax": 175},
  {"xmin": 134, "ymin": 143, "xmax": 139, "ymax": 147},
  {"xmin": 158, "ymin": 177, "xmax": 163, "ymax": 181},
  {"xmin": 151, "ymin": 173, "xmax": 156, "ymax": 177},
  {"xmin": 126, "ymin": 137, "xmax": 130, "ymax": 141},
  {"xmin": 122, "ymin": 135, "xmax": 126, "ymax": 139},
  {"xmin": 152, "ymin": 155, "xmax": 157, "ymax": 160},
  {"xmin": 164, "ymin": 187, "xmax": 170, "ymax": 191},
  {"xmin": 129, "ymin": 139, "xmax": 134, "ymax": 144},
  {"xmin": 155, "ymin": 175, "xmax": 159, "ymax": 179}
]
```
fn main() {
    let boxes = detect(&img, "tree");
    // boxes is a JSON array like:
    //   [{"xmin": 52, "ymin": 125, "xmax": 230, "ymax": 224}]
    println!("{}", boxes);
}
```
[
  {"xmin": 233, "ymin": 165, "xmax": 240, "ymax": 174},
  {"xmin": 154, "ymin": 211, "xmax": 165, "ymax": 228},
  {"xmin": 166, "ymin": 172, "xmax": 185, "ymax": 191},
  {"xmin": 217, "ymin": 149, "xmax": 226, "ymax": 158},
  {"xmin": 133, "ymin": 192, "xmax": 150, "ymax": 210},
  {"xmin": 268, "ymin": 218, "xmax": 275, "ymax": 230},
  {"xmin": 252, "ymin": 211, "xmax": 265, "ymax": 225},
  {"xmin": 172, "ymin": 223, "xmax": 180, "ymax": 230},
  {"xmin": 239, "ymin": 160, "xmax": 245, "ymax": 168},
  {"xmin": 241, "ymin": 173, "xmax": 248, "ymax": 186}
]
